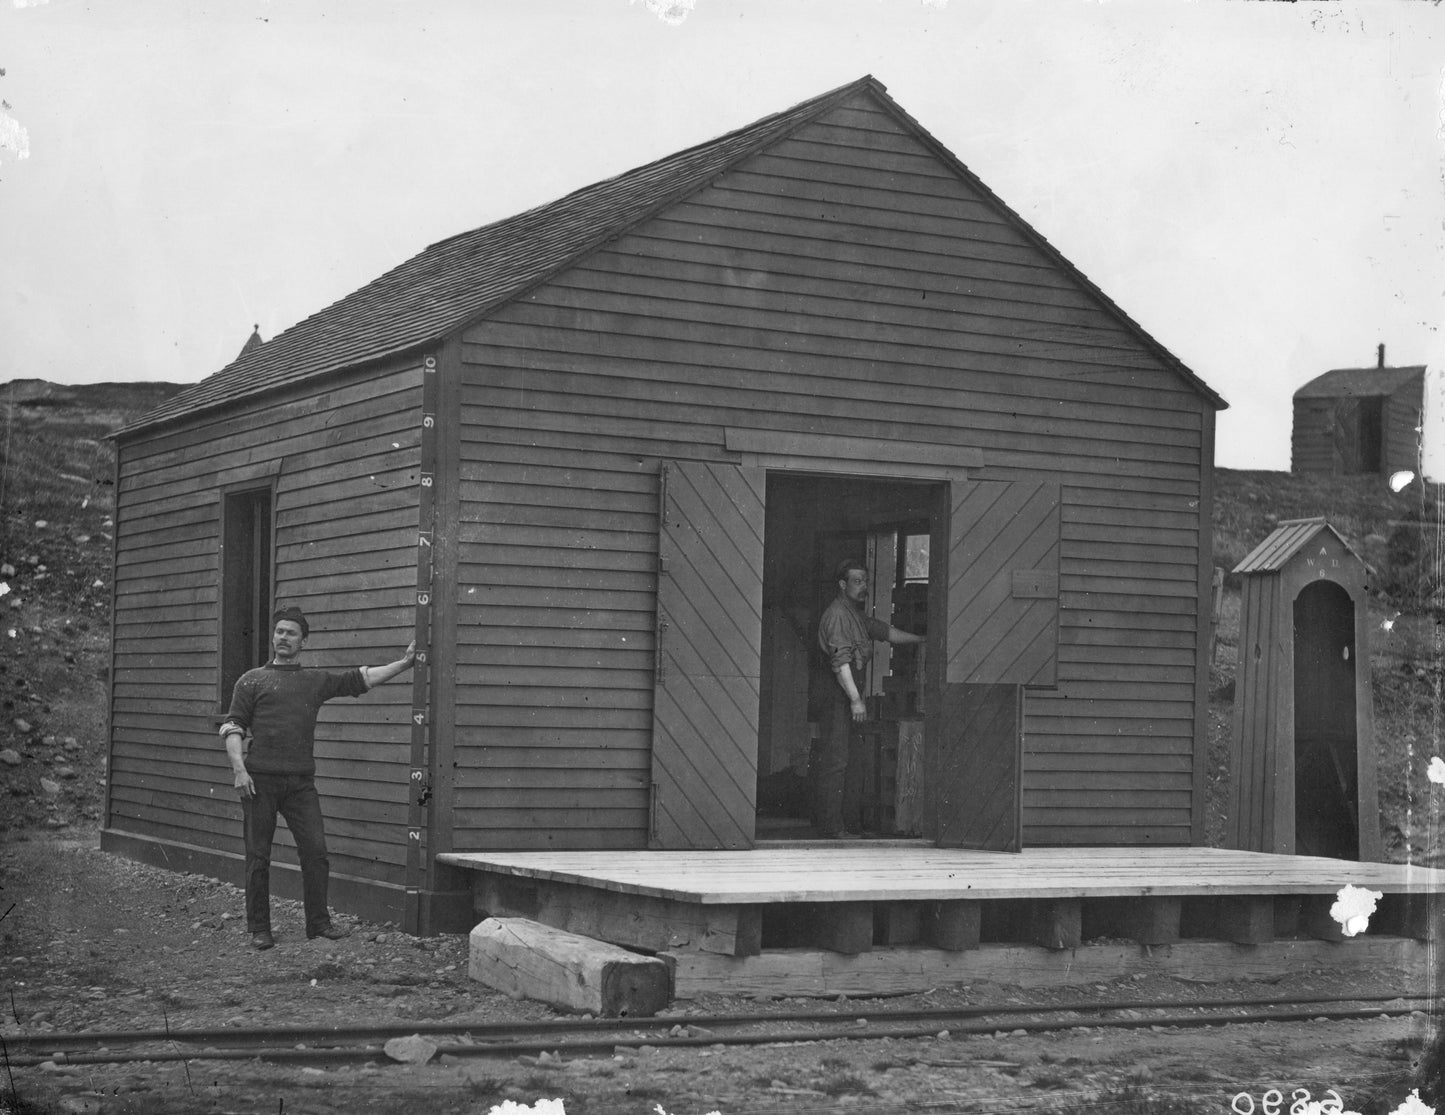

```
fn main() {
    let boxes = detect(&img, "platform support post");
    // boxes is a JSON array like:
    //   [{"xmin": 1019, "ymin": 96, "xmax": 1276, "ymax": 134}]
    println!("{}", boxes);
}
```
[
  {"xmin": 807, "ymin": 902, "xmax": 873, "ymax": 955},
  {"xmin": 875, "ymin": 903, "xmax": 921, "ymax": 946},
  {"xmin": 1300, "ymin": 894, "xmax": 1345, "ymax": 942},
  {"xmin": 1376, "ymin": 891, "xmax": 1436, "ymax": 940},
  {"xmin": 1217, "ymin": 896, "xmax": 1274, "ymax": 944},
  {"xmin": 920, "ymin": 899, "xmax": 981, "ymax": 951},
  {"xmin": 1026, "ymin": 899, "xmax": 1081, "ymax": 950},
  {"xmin": 1117, "ymin": 896, "xmax": 1181, "ymax": 945}
]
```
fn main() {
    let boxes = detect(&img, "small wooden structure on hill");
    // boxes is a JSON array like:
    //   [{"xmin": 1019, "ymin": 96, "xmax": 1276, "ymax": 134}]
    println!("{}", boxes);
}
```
[
  {"xmin": 1291, "ymin": 346, "xmax": 1423, "ymax": 478},
  {"xmin": 103, "ymin": 75, "xmax": 1228, "ymax": 934}
]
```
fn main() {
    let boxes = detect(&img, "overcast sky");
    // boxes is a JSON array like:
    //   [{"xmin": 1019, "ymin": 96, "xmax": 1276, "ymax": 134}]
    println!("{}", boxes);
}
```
[{"xmin": 1, "ymin": 0, "xmax": 1441, "ymax": 471}]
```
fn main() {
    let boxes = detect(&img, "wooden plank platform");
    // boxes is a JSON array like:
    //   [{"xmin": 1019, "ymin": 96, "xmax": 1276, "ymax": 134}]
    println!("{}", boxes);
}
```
[
  {"xmin": 439, "ymin": 845, "xmax": 1445, "ymax": 903},
  {"xmin": 444, "ymin": 845, "xmax": 1442, "ymax": 998}
]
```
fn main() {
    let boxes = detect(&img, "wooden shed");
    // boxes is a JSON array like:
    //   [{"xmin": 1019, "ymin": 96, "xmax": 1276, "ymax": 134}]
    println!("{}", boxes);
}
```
[
  {"xmin": 1226, "ymin": 519, "xmax": 1381, "ymax": 862},
  {"xmin": 1290, "ymin": 347, "xmax": 1423, "ymax": 478},
  {"xmin": 103, "ymin": 76, "xmax": 1226, "ymax": 933}
]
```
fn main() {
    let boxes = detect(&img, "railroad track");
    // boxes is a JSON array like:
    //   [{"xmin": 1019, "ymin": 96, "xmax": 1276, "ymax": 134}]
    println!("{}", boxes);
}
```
[{"xmin": 2, "ymin": 991, "xmax": 1429, "ymax": 1069}]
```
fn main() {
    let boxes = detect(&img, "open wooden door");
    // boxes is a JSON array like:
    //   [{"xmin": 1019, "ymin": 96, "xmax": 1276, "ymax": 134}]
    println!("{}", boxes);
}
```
[
  {"xmin": 928, "ymin": 479, "xmax": 1060, "ymax": 850},
  {"xmin": 649, "ymin": 461, "xmax": 765, "ymax": 849}
]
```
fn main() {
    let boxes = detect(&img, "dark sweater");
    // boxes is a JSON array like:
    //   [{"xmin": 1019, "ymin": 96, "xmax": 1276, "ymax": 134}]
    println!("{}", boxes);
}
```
[{"xmin": 225, "ymin": 663, "xmax": 368, "ymax": 775}]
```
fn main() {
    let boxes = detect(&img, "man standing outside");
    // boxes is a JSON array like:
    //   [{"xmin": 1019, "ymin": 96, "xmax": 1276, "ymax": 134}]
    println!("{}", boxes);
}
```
[
  {"xmin": 815, "ymin": 559, "xmax": 924, "ymax": 838},
  {"xmin": 221, "ymin": 606, "xmax": 416, "ymax": 950}
]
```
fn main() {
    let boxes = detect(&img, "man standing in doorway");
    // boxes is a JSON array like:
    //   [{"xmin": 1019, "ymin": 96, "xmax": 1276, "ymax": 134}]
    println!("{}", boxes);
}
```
[
  {"xmin": 814, "ymin": 558, "xmax": 924, "ymax": 838},
  {"xmin": 221, "ymin": 606, "xmax": 415, "ymax": 950}
]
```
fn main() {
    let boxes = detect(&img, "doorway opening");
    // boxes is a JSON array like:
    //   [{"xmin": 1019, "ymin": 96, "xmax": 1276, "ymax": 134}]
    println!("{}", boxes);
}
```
[
  {"xmin": 755, "ymin": 472, "xmax": 941, "ymax": 840},
  {"xmin": 1293, "ymin": 579, "xmax": 1360, "ymax": 860}
]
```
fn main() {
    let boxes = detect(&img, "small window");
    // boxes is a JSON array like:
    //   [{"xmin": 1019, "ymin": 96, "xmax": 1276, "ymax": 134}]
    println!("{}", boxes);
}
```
[
  {"xmin": 219, "ymin": 486, "xmax": 273, "ymax": 705},
  {"xmin": 901, "ymin": 532, "xmax": 930, "ymax": 584}
]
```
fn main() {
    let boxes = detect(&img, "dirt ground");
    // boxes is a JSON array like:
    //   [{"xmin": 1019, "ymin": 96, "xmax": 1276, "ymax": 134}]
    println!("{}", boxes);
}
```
[{"xmin": 1, "ymin": 829, "xmax": 1434, "ymax": 1115}]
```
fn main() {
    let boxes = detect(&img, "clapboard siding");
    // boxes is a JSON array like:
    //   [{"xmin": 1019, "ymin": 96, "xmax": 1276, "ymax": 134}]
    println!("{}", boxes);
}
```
[
  {"xmin": 467, "ymin": 310, "xmax": 1196, "ymax": 413},
  {"xmin": 446, "ymin": 95, "xmax": 1209, "ymax": 850},
  {"xmin": 107, "ymin": 360, "xmax": 423, "ymax": 884},
  {"xmin": 109, "ymin": 83, "xmax": 1216, "ymax": 907},
  {"xmin": 461, "ymin": 354, "xmax": 1200, "ymax": 454}
]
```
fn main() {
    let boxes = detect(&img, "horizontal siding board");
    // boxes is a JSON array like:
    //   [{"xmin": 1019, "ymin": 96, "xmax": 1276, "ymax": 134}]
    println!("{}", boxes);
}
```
[
  {"xmin": 1025, "ymin": 726, "xmax": 1194, "ymax": 749},
  {"xmin": 1023, "ymin": 826, "xmax": 1191, "ymax": 846},
  {"xmin": 117, "ymin": 365, "xmax": 421, "ymax": 471},
  {"xmin": 449, "ymin": 807, "xmax": 646, "ymax": 830},
  {"xmin": 457, "ymin": 643, "xmax": 654, "ymax": 671},
  {"xmin": 457, "ymin": 457, "xmax": 657, "ymax": 494},
  {"xmin": 642, "ymin": 209, "xmax": 1076, "ymax": 297},
  {"xmin": 490, "ymin": 296, "xmax": 1165, "ymax": 387},
  {"xmin": 455, "ymin": 787, "xmax": 647, "ymax": 809},
  {"xmin": 1027, "ymin": 753, "xmax": 1194, "ymax": 773},
  {"xmin": 450, "ymin": 682, "xmax": 652, "ymax": 711},
  {"xmin": 463, "ymin": 743, "xmax": 649, "ymax": 767},
  {"xmin": 118, "ymin": 405, "xmax": 420, "ymax": 500},
  {"xmin": 272, "ymin": 502, "xmax": 418, "ymax": 548},
  {"xmin": 539, "ymin": 256, "xmax": 1145, "ymax": 361},
  {"xmin": 619, "ymin": 216, "xmax": 1124, "ymax": 321},
  {"xmin": 716, "ymin": 161, "xmax": 1037, "ymax": 239},
  {"xmin": 466, "ymin": 477, "xmax": 654, "ymax": 516},
  {"xmin": 110, "ymin": 732, "xmax": 416, "ymax": 769},
  {"xmin": 463, "ymin": 398, "xmax": 1199, "ymax": 485},
  {"xmin": 570, "ymin": 248, "xmax": 1122, "ymax": 338},
  {"xmin": 454, "ymin": 704, "xmax": 650, "ymax": 731},
  {"xmin": 456, "ymin": 605, "xmax": 655, "ymax": 633},
  {"xmin": 459, "ymin": 545, "xmax": 656, "ymax": 576},
  {"xmin": 462, "ymin": 348, "xmax": 1202, "ymax": 450}
]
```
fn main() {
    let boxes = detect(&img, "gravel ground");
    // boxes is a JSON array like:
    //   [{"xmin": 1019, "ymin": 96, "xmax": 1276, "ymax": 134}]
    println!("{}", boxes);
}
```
[{"xmin": 1, "ymin": 828, "xmax": 1434, "ymax": 1115}]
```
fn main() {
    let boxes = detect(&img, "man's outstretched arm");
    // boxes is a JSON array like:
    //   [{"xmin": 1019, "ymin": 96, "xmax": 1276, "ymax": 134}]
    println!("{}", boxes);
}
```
[{"xmin": 362, "ymin": 640, "xmax": 416, "ymax": 689}]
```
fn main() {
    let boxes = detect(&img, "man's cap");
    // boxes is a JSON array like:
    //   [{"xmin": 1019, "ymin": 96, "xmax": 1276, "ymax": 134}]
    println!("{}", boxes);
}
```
[
  {"xmin": 835, "ymin": 558, "xmax": 868, "ymax": 580},
  {"xmin": 272, "ymin": 606, "xmax": 310, "ymax": 637}
]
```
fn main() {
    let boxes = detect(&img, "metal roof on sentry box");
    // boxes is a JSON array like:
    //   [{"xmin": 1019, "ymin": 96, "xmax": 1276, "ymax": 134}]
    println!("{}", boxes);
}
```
[{"xmin": 1232, "ymin": 517, "xmax": 1366, "ymax": 575}]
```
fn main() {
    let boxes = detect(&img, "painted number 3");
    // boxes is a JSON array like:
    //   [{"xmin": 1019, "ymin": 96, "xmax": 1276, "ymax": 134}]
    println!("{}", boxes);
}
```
[{"xmin": 1231, "ymin": 1089, "xmax": 1345, "ymax": 1115}]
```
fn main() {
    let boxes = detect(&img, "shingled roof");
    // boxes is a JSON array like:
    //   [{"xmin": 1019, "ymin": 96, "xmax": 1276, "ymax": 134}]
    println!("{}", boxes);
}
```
[{"xmin": 119, "ymin": 75, "xmax": 1223, "ymax": 437}]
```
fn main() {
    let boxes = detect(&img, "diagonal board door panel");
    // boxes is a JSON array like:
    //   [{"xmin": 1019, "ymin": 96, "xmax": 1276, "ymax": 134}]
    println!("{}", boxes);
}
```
[
  {"xmin": 649, "ymin": 461, "xmax": 764, "ymax": 849},
  {"xmin": 930, "ymin": 478, "xmax": 1058, "ymax": 850},
  {"xmin": 946, "ymin": 479, "xmax": 1060, "ymax": 687}
]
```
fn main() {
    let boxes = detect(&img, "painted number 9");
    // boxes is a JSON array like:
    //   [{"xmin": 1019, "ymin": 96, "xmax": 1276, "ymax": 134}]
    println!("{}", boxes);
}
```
[{"xmin": 1232, "ymin": 1090, "xmax": 1344, "ymax": 1115}]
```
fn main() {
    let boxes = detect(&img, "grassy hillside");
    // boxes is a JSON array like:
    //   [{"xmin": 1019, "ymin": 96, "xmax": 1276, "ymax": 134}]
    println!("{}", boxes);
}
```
[{"xmin": 0, "ymin": 383, "xmax": 1439, "ymax": 863}]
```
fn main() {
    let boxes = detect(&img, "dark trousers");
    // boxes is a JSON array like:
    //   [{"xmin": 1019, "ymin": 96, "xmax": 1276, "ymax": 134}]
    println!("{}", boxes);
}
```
[
  {"xmin": 242, "ymin": 771, "xmax": 331, "ymax": 935},
  {"xmin": 812, "ymin": 685, "xmax": 866, "ymax": 836}
]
